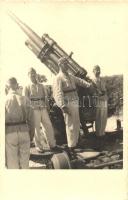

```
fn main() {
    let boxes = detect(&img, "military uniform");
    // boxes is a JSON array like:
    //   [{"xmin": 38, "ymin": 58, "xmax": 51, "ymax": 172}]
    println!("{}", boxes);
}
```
[
  {"xmin": 5, "ymin": 89, "xmax": 33, "ymax": 169},
  {"xmin": 93, "ymin": 77, "xmax": 108, "ymax": 136},
  {"xmin": 53, "ymin": 71, "xmax": 91, "ymax": 148},
  {"xmin": 24, "ymin": 82, "xmax": 56, "ymax": 150}
]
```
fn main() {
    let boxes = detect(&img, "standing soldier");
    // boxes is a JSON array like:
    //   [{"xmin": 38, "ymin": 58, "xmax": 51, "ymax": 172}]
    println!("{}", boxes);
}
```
[
  {"xmin": 24, "ymin": 67, "xmax": 58, "ymax": 152},
  {"xmin": 53, "ymin": 57, "xmax": 94, "ymax": 153},
  {"xmin": 5, "ymin": 77, "xmax": 34, "ymax": 169},
  {"xmin": 92, "ymin": 65, "xmax": 108, "ymax": 137}
]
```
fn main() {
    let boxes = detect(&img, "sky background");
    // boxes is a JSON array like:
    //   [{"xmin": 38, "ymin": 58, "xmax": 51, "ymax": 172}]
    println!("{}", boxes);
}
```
[{"xmin": 1, "ymin": 2, "xmax": 128, "ymax": 86}]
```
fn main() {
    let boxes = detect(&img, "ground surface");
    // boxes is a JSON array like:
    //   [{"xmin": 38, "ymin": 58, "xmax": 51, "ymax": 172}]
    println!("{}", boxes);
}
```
[{"xmin": 29, "ymin": 115, "xmax": 123, "ymax": 169}]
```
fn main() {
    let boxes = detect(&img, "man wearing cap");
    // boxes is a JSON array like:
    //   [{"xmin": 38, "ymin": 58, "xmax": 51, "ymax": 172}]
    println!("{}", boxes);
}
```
[
  {"xmin": 93, "ymin": 65, "xmax": 108, "ymax": 137},
  {"xmin": 53, "ymin": 57, "xmax": 94, "ymax": 152},
  {"xmin": 5, "ymin": 77, "xmax": 34, "ymax": 169},
  {"xmin": 24, "ymin": 67, "xmax": 57, "ymax": 152}
]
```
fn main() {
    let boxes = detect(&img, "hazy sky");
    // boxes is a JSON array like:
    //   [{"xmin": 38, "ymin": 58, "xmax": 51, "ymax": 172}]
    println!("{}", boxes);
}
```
[{"xmin": 1, "ymin": 2, "xmax": 128, "ymax": 86}]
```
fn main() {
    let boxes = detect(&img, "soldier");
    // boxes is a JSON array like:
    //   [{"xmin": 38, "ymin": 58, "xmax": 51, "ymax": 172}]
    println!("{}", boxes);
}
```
[
  {"xmin": 24, "ymin": 67, "xmax": 58, "ymax": 152},
  {"xmin": 93, "ymin": 65, "xmax": 108, "ymax": 137},
  {"xmin": 53, "ymin": 57, "xmax": 94, "ymax": 152},
  {"xmin": 5, "ymin": 77, "xmax": 34, "ymax": 169},
  {"xmin": 76, "ymin": 70, "xmax": 94, "ymax": 134}
]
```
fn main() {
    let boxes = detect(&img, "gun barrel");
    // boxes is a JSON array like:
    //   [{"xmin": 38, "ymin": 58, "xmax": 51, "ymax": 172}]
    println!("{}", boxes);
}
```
[
  {"xmin": 8, "ymin": 12, "xmax": 87, "ymax": 76},
  {"xmin": 8, "ymin": 11, "xmax": 43, "ymax": 49},
  {"xmin": 25, "ymin": 39, "xmax": 41, "ymax": 56}
]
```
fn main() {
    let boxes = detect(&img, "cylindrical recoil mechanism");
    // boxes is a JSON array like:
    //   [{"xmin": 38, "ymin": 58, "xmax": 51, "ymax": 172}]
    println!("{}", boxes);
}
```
[{"xmin": 41, "ymin": 34, "xmax": 85, "ymax": 75}]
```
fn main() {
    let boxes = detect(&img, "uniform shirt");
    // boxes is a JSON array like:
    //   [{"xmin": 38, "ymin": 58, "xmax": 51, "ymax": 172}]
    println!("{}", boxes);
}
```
[
  {"xmin": 24, "ymin": 82, "xmax": 48, "ymax": 109},
  {"xmin": 5, "ymin": 89, "xmax": 33, "ymax": 133},
  {"xmin": 53, "ymin": 71, "xmax": 91, "ymax": 108},
  {"xmin": 93, "ymin": 77, "xmax": 107, "ymax": 101}
]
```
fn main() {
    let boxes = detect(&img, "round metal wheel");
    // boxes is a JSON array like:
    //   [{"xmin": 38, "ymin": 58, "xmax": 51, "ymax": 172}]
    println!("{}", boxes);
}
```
[{"xmin": 51, "ymin": 152, "xmax": 71, "ymax": 169}]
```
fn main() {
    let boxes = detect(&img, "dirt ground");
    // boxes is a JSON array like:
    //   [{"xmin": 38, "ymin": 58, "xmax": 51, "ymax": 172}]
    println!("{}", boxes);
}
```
[{"xmin": 29, "ymin": 115, "xmax": 123, "ymax": 169}]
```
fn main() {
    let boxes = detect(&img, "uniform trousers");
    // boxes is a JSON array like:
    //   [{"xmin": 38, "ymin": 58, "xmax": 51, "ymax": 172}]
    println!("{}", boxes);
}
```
[
  {"xmin": 63, "ymin": 101, "xmax": 80, "ymax": 148},
  {"xmin": 33, "ymin": 108, "xmax": 56, "ymax": 150},
  {"xmin": 5, "ymin": 131, "xmax": 30, "ymax": 169},
  {"xmin": 95, "ymin": 99, "xmax": 108, "ymax": 136}
]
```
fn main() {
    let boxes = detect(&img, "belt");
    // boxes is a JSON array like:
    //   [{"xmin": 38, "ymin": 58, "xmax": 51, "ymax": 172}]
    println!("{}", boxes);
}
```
[
  {"xmin": 5, "ymin": 121, "xmax": 27, "ymax": 126},
  {"xmin": 30, "ymin": 97, "xmax": 45, "ymax": 101},
  {"xmin": 63, "ymin": 88, "xmax": 77, "ymax": 94}
]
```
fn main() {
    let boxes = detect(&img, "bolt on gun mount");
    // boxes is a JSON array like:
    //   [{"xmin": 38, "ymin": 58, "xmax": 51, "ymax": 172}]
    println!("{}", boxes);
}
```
[{"xmin": 8, "ymin": 11, "xmax": 86, "ymax": 76}]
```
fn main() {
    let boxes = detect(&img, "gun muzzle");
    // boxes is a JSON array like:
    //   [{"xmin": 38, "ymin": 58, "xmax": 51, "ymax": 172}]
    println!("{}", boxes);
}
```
[{"xmin": 8, "ymin": 11, "xmax": 43, "ymax": 49}]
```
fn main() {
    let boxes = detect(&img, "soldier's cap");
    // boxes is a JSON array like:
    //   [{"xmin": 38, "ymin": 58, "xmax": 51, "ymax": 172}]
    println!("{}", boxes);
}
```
[
  {"xmin": 58, "ymin": 56, "xmax": 69, "ymax": 66},
  {"xmin": 7, "ymin": 77, "xmax": 18, "ymax": 85},
  {"xmin": 93, "ymin": 65, "xmax": 100, "ymax": 71},
  {"xmin": 28, "ymin": 67, "xmax": 36, "ymax": 74}
]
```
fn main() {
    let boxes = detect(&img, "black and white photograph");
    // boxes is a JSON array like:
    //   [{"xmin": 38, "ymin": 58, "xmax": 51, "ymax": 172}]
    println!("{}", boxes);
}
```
[{"xmin": 1, "ymin": 1, "xmax": 126, "ymax": 171}]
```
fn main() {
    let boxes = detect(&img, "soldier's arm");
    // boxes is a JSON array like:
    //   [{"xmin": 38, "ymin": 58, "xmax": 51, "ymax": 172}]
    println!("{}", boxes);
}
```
[
  {"xmin": 72, "ymin": 75, "xmax": 92, "ymax": 88},
  {"xmin": 53, "ymin": 77, "xmax": 65, "ymax": 109},
  {"xmin": 23, "ymin": 86, "xmax": 30, "ymax": 98},
  {"xmin": 91, "ymin": 78, "xmax": 107, "ymax": 96},
  {"xmin": 43, "ymin": 85, "xmax": 50, "ymax": 111},
  {"xmin": 5, "ymin": 99, "xmax": 9, "ymax": 123},
  {"xmin": 25, "ymin": 98, "xmax": 35, "ymax": 141},
  {"xmin": 101, "ymin": 78, "xmax": 107, "ymax": 95}
]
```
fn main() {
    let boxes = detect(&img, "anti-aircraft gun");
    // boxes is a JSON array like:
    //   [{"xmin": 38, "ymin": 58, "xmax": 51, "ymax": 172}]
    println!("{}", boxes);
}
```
[
  {"xmin": 8, "ymin": 11, "xmax": 95, "ymax": 144},
  {"xmin": 7, "ymin": 12, "xmax": 123, "ymax": 170}
]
